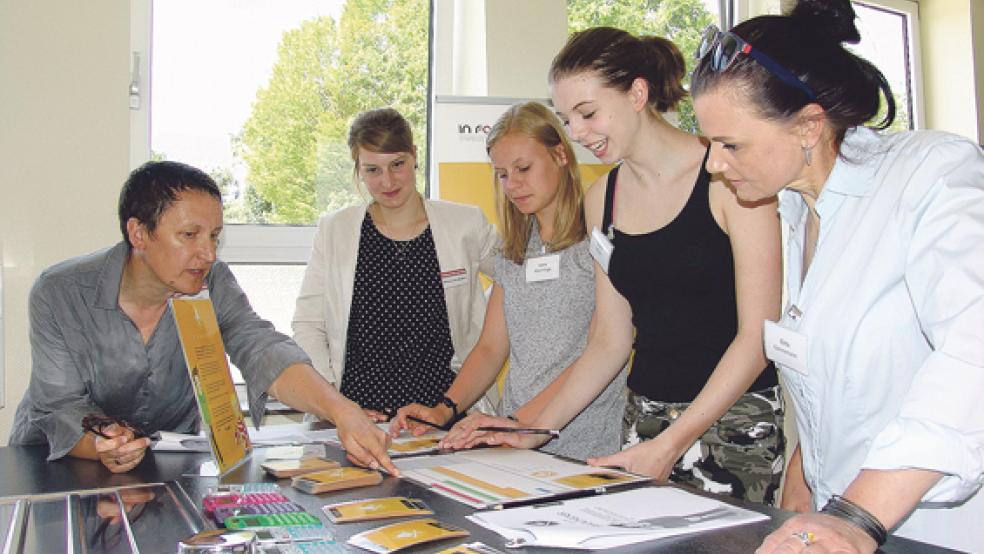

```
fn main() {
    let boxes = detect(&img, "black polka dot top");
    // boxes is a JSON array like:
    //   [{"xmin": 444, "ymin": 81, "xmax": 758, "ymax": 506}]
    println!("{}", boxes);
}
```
[{"xmin": 340, "ymin": 212, "xmax": 455, "ymax": 415}]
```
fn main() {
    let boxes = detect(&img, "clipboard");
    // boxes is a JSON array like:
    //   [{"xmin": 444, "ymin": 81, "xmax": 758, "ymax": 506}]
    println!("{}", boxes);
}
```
[{"xmin": 170, "ymin": 291, "xmax": 252, "ymax": 477}]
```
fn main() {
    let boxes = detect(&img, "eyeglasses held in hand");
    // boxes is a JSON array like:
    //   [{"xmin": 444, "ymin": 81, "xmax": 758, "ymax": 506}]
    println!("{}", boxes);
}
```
[
  {"xmin": 696, "ymin": 24, "xmax": 818, "ymax": 102},
  {"xmin": 82, "ymin": 413, "xmax": 151, "ymax": 440}
]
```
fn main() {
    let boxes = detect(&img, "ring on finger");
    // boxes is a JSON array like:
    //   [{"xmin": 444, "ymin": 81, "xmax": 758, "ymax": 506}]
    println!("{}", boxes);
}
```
[{"xmin": 792, "ymin": 531, "xmax": 816, "ymax": 546}]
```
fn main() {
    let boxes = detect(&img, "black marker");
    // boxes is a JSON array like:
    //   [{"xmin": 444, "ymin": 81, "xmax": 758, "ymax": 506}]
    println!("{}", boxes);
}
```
[{"xmin": 476, "ymin": 426, "xmax": 560, "ymax": 438}]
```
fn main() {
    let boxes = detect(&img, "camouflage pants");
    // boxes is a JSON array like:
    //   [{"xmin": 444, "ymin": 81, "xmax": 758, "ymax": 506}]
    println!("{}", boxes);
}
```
[{"xmin": 622, "ymin": 386, "xmax": 785, "ymax": 505}]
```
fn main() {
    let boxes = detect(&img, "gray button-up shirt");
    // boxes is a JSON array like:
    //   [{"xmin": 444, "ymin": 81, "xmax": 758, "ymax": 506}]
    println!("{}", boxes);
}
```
[{"xmin": 9, "ymin": 242, "xmax": 311, "ymax": 460}]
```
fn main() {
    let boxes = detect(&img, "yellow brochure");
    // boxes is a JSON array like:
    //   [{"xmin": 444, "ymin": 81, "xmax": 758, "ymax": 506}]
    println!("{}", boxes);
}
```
[
  {"xmin": 554, "ymin": 470, "xmax": 638, "ymax": 489},
  {"xmin": 261, "ymin": 457, "xmax": 340, "ymax": 478},
  {"xmin": 389, "ymin": 435, "xmax": 443, "ymax": 455},
  {"xmin": 291, "ymin": 467, "xmax": 382, "ymax": 494},
  {"xmin": 347, "ymin": 519, "xmax": 468, "ymax": 553},
  {"xmin": 323, "ymin": 497, "xmax": 432, "ymax": 523},
  {"xmin": 170, "ymin": 293, "xmax": 250, "ymax": 475},
  {"xmin": 433, "ymin": 542, "xmax": 506, "ymax": 554}
]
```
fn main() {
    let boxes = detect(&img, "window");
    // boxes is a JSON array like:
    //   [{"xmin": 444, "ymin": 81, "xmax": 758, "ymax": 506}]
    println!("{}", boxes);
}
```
[{"xmin": 850, "ymin": 0, "xmax": 922, "ymax": 130}]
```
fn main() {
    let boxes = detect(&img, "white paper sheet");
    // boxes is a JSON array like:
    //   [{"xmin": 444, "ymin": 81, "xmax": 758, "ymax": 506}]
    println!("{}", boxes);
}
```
[{"xmin": 468, "ymin": 487, "xmax": 769, "ymax": 549}]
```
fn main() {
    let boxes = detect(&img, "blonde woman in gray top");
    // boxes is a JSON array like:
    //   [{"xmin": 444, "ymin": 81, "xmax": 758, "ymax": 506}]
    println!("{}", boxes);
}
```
[{"xmin": 391, "ymin": 102, "xmax": 626, "ymax": 460}]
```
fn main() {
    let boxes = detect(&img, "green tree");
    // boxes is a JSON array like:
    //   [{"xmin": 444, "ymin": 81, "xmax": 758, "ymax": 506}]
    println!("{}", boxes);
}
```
[
  {"xmin": 566, "ymin": 0, "xmax": 714, "ymax": 133},
  {"xmin": 239, "ymin": 0, "xmax": 428, "ymax": 225}
]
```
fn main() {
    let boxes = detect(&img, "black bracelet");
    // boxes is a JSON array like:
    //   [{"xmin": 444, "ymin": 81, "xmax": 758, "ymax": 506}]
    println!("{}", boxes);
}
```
[
  {"xmin": 440, "ymin": 395, "xmax": 461, "ymax": 428},
  {"xmin": 821, "ymin": 495, "xmax": 888, "ymax": 546}
]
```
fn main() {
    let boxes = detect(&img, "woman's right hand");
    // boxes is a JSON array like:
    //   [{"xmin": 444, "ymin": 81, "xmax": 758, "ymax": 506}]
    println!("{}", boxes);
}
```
[
  {"xmin": 93, "ymin": 424, "xmax": 151, "ymax": 474},
  {"xmin": 334, "ymin": 402, "xmax": 398, "ymax": 475},
  {"xmin": 389, "ymin": 403, "xmax": 450, "ymax": 437},
  {"xmin": 439, "ymin": 412, "xmax": 549, "ymax": 451}
]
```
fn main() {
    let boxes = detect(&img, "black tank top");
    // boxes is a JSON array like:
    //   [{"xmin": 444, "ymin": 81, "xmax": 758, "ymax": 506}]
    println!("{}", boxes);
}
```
[{"xmin": 603, "ymin": 150, "xmax": 777, "ymax": 401}]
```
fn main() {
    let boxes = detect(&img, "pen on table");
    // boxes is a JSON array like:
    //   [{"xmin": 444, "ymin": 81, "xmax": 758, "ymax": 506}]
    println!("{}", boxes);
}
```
[
  {"xmin": 476, "ymin": 426, "xmax": 560, "ymax": 438},
  {"xmin": 405, "ymin": 415, "xmax": 447, "ymax": 432}
]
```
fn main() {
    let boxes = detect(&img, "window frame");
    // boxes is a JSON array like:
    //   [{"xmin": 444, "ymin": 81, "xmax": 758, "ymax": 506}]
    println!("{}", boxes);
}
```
[{"xmin": 852, "ymin": 0, "xmax": 924, "ymax": 130}]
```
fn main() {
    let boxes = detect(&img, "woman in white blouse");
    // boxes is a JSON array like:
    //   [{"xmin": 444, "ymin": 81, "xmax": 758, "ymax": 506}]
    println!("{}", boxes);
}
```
[{"xmin": 690, "ymin": 1, "xmax": 984, "ymax": 552}]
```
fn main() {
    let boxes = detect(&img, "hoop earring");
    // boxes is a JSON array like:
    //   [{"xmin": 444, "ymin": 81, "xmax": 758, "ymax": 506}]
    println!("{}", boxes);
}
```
[{"xmin": 803, "ymin": 145, "xmax": 813, "ymax": 166}]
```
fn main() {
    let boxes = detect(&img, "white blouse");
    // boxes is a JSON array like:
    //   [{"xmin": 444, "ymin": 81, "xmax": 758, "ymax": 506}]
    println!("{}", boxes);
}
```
[{"xmin": 774, "ymin": 127, "xmax": 984, "ymax": 550}]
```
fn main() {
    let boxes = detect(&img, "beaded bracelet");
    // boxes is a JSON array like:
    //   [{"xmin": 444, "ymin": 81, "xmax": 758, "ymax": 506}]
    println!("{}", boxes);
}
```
[{"xmin": 821, "ymin": 495, "xmax": 888, "ymax": 546}]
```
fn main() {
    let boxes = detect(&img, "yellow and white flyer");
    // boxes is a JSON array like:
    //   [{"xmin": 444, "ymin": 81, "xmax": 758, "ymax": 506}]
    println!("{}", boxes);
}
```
[
  {"xmin": 323, "ymin": 423, "xmax": 446, "ymax": 457},
  {"xmin": 347, "ymin": 519, "xmax": 468, "ymax": 553},
  {"xmin": 394, "ymin": 448, "xmax": 647, "ymax": 509},
  {"xmin": 323, "ymin": 497, "xmax": 432, "ymax": 523},
  {"xmin": 170, "ymin": 291, "xmax": 251, "ymax": 475}
]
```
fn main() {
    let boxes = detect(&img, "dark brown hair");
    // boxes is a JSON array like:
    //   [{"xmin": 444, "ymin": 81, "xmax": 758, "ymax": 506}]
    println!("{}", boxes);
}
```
[
  {"xmin": 549, "ymin": 26, "xmax": 687, "ymax": 113},
  {"xmin": 691, "ymin": 0, "xmax": 894, "ymax": 145}
]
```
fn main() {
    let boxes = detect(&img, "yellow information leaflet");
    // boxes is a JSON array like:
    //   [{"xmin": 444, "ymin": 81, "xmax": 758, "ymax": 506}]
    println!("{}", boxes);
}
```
[
  {"xmin": 170, "ymin": 292, "xmax": 251, "ymax": 475},
  {"xmin": 347, "ymin": 519, "xmax": 469, "ymax": 554}
]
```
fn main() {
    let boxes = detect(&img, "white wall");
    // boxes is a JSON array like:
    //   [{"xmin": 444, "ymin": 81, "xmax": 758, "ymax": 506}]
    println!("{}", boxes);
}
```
[
  {"xmin": 921, "ymin": 0, "xmax": 981, "ymax": 142},
  {"xmin": 434, "ymin": 0, "xmax": 567, "ymax": 98},
  {"xmin": 973, "ymin": 0, "xmax": 984, "ymax": 144},
  {"xmin": 0, "ymin": 1, "xmax": 132, "ymax": 443}
]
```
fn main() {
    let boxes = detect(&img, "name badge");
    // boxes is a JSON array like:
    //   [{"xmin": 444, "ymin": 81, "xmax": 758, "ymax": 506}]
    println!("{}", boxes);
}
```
[
  {"xmin": 764, "ymin": 320, "xmax": 809, "ymax": 375},
  {"xmin": 589, "ymin": 226, "xmax": 613, "ymax": 274},
  {"xmin": 440, "ymin": 268, "xmax": 468, "ymax": 289},
  {"xmin": 525, "ymin": 254, "xmax": 560, "ymax": 282}
]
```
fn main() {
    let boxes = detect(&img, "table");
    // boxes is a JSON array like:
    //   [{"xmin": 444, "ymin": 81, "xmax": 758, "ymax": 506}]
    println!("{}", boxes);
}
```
[{"xmin": 0, "ymin": 438, "xmax": 959, "ymax": 553}]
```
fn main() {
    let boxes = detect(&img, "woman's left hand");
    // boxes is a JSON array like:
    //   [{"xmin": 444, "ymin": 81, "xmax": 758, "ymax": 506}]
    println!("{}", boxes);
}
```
[
  {"xmin": 587, "ymin": 435, "xmax": 684, "ymax": 481},
  {"xmin": 757, "ymin": 512, "xmax": 877, "ymax": 554}
]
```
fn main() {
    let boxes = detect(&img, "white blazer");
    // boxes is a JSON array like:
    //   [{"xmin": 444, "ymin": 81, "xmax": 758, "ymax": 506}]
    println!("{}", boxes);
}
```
[{"xmin": 292, "ymin": 199, "xmax": 500, "ymax": 412}]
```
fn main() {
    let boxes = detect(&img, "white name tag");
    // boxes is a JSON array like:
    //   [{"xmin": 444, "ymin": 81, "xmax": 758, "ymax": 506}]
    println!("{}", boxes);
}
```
[
  {"xmin": 764, "ymin": 320, "xmax": 809, "ymax": 375},
  {"xmin": 525, "ymin": 254, "xmax": 560, "ymax": 282},
  {"xmin": 440, "ymin": 268, "xmax": 468, "ymax": 289},
  {"xmin": 589, "ymin": 226, "xmax": 613, "ymax": 274}
]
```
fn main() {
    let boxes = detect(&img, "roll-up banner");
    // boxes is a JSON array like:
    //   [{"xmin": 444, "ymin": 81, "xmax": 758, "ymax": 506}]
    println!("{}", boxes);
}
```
[{"xmin": 429, "ymin": 95, "xmax": 611, "ymax": 226}]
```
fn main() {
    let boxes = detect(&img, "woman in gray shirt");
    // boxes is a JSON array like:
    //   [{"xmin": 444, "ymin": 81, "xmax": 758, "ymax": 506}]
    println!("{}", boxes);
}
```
[
  {"xmin": 10, "ymin": 161, "xmax": 395, "ymax": 474},
  {"xmin": 391, "ymin": 102, "xmax": 626, "ymax": 460}
]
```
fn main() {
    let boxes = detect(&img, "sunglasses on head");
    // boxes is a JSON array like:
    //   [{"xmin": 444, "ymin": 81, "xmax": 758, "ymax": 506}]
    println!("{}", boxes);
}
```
[
  {"xmin": 696, "ymin": 24, "xmax": 818, "ymax": 102},
  {"xmin": 82, "ymin": 413, "xmax": 151, "ymax": 440}
]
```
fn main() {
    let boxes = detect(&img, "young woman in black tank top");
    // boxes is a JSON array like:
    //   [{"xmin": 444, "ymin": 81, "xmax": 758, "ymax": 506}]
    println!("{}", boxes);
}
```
[{"xmin": 449, "ymin": 27, "xmax": 785, "ymax": 505}]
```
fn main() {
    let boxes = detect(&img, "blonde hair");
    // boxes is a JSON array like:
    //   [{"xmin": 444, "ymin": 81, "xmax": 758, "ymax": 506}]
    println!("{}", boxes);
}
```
[{"xmin": 486, "ymin": 102, "xmax": 585, "ymax": 264}]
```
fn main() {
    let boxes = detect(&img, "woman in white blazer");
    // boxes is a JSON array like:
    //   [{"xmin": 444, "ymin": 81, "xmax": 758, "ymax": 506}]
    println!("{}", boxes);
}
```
[{"xmin": 292, "ymin": 108, "xmax": 498, "ymax": 422}]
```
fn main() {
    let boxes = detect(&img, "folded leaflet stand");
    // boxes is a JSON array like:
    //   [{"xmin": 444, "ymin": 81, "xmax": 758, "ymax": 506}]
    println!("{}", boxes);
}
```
[{"xmin": 170, "ymin": 291, "xmax": 252, "ymax": 478}]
